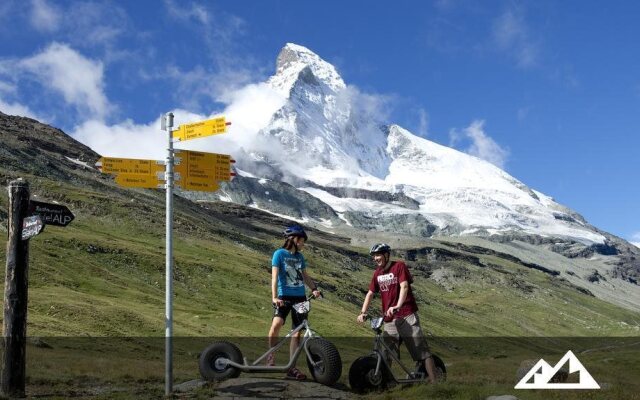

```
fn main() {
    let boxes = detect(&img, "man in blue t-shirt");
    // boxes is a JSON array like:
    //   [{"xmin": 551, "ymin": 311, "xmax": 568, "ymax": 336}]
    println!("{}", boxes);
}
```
[{"xmin": 267, "ymin": 225, "xmax": 321, "ymax": 380}]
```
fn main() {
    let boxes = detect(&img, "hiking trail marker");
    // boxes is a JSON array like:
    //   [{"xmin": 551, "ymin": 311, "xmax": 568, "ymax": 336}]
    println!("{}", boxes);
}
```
[
  {"xmin": 171, "ymin": 116, "xmax": 230, "ymax": 142},
  {"xmin": 28, "ymin": 200, "xmax": 75, "ymax": 227},
  {"xmin": 21, "ymin": 215, "xmax": 44, "ymax": 241},
  {"xmin": 3, "ymin": 180, "xmax": 75, "ymax": 398},
  {"xmin": 97, "ymin": 114, "xmax": 234, "ymax": 396}
]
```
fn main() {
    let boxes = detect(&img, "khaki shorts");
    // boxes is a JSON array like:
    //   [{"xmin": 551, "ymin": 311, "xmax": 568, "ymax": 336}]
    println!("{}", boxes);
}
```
[{"xmin": 383, "ymin": 312, "xmax": 431, "ymax": 361}]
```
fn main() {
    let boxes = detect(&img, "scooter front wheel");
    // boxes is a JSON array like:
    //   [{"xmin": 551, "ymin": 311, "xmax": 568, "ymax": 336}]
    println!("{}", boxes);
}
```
[
  {"xmin": 349, "ymin": 355, "xmax": 390, "ymax": 394},
  {"xmin": 199, "ymin": 341, "xmax": 243, "ymax": 381}
]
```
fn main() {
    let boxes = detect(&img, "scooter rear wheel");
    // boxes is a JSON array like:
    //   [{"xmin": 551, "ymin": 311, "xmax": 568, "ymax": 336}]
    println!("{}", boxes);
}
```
[
  {"xmin": 199, "ymin": 341, "xmax": 243, "ymax": 381},
  {"xmin": 305, "ymin": 338, "xmax": 342, "ymax": 385},
  {"xmin": 417, "ymin": 354, "xmax": 447, "ymax": 382}
]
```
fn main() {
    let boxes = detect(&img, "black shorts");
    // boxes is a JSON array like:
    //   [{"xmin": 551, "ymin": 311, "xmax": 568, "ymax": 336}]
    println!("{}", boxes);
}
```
[{"xmin": 273, "ymin": 296, "xmax": 308, "ymax": 328}]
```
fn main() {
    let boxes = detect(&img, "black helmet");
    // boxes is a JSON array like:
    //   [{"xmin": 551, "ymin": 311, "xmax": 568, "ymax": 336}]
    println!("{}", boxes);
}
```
[
  {"xmin": 283, "ymin": 225, "xmax": 308, "ymax": 240},
  {"xmin": 369, "ymin": 243, "xmax": 391, "ymax": 255}
]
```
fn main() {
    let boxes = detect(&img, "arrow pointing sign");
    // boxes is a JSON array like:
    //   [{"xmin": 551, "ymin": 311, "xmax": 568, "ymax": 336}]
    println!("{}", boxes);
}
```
[
  {"xmin": 174, "ymin": 150, "xmax": 234, "ymax": 182},
  {"xmin": 172, "ymin": 117, "xmax": 229, "ymax": 142},
  {"xmin": 29, "ymin": 201, "xmax": 75, "ymax": 227},
  {"xmin": 98, "ymin": 157, "xmax": 165, "ymax": 175}
]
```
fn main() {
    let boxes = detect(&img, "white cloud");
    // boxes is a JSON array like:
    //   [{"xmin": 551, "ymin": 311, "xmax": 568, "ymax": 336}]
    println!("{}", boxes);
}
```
[
  {"xmin": 630, "ymin": 232, "xmax": 640, "ymax": 249},
  {"xmin": 417, "ymin": 108, "xmax": 429, "ymax": 137},
  {"xmin": 0, "ymin": 98, "xmax": 41, "ymax": 120},
  {"xmin": 450, "ymin": 120, "xmax": 509, "ymax": 169},
  {"xmin": 72, "ymin": 82, "xmax": 286, "ymax": 160},
  {"xmin": 72, "ymin": 117, "xmax": 170, "ymax": 159},
  {"xmin": 162, "ymin": 65, "xmax": 256, "ymax": 112},
  {"xmin": 64, "ymin": 2, "xmax": 127, "ymax": 48},
  {"xmin": 19, "ymin": 42, "xmax": 112, "ymax": 120},
  {"xmin": 164, "ymin": 0, "xmax": 209, "ymax": 24},
  {"xmin": 492, "ymin": 8, "xmax": 539, "ymax": 68},
  {"xmin": 29, "ymin": 0, "xmax": 60, "ymax": 32}
]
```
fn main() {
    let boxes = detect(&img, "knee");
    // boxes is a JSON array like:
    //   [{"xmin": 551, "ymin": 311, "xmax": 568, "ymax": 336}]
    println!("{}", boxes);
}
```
[{"xmin": 269, "ymin": 320, "xmax": 283, "ymax": 336}]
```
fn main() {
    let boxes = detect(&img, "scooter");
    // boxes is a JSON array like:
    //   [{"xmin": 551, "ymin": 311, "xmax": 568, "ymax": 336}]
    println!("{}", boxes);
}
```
[
  {"xmin": 199, "ymin": 294, "xmax": 342, "ymax": 385},
  {"xmin": 349, "ymin": 314, "xmax": 446, "ymax": 393}
]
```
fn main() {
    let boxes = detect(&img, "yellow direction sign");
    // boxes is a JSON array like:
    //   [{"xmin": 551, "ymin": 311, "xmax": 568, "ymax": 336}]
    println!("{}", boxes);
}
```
[
  {"xmin": 174, "ymin": 150, "xmax": 234, "ymax": 182},
  {"xmin": 115, "ymin": 174, "xmax": 165, "ymax": 189},
  {"xmin": 98, "ymin": 157, "xmax": 165, "ymax": 175},
  {"xmin": 175, "ymin": 177, "xmax": 220, "ymax": 192},
  {"xmin": 172, "ymin": 117, "xmax": 229, "ymax": 142}
]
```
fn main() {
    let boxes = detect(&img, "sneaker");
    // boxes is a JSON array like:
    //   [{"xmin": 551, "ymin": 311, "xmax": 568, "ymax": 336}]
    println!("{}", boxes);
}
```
[
  {"xmin": 285, "ymin": 367, "xmax": 307, "ymax": 380},
  {"xmin": 266, "ymin": 353, "xmax": 275, "ymax": 367}
]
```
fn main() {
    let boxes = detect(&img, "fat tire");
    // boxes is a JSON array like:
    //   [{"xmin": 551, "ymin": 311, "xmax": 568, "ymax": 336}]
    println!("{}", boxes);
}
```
[
  {"xmin": 349, "ymin": 355, "xmax": 390, "ymax": 394},
  {"xmin": 198, "ymin": 341, "xmax": 243, "ymax": 381},
  {"xmin": 418, "ymin": 354, "xmax": 447, "ymax": 382},
  {"xmin": 305, "ymin": 338, "xmax": 342, "ymax": 385}
]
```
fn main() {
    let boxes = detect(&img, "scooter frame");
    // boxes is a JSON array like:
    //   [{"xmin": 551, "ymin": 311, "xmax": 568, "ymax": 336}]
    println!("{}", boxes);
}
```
[
  {"xmin": 215, "ymin": 295, "xmax": 326, "ymax": 373},
  {"xmin": 363, "ymin": 316, "xmax": 445, "ymax": 384}
]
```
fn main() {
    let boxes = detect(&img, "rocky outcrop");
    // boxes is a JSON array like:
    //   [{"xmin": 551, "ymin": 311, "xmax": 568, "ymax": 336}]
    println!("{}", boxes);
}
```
[{"xmin": 179, "ymin": 175, "xmax": 343, "ymax": 225}]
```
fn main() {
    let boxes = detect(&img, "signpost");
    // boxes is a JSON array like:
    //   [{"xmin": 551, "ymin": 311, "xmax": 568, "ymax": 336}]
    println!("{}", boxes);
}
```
[
  {"xmin": 2, "ymin": 180, "xmax": 74, "ymax": 398},
  {"xmin": 21, "ymin": 216, "xmax": 44, "ymax": 241},
  {"xmin": 175, "ymin": 177, "xmax": 220, "ymax": 192},
  {"xmin": 115, "ymin": 174, "xmax": 165, "ymax": 189},
  {"xmin": 171, "ymin": 117, "xmax": 229, "ymax": 142},
  {"xmin": 28, "ymin": 201, "xmax": 75, "ymax": 227},
  {"xmin": 98, "ymin": 114, "xmax": 234, "ymax": 396},
  {"xmin": 98, "ymin": 157, "xmax": 165, "ymax": 175},
  {"xmin": 174, "ymin": 150, "xmax": 235, "ymax": 182}
]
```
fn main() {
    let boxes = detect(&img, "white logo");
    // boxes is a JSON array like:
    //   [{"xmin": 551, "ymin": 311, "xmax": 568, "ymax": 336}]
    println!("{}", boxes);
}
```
[
  {"xmin": 515, "ymin": 350, "xmax": 600, "ymax": 390},
  {"xmin": 377, "ymin": 272, "xmax": 397, "ymax": 292}
]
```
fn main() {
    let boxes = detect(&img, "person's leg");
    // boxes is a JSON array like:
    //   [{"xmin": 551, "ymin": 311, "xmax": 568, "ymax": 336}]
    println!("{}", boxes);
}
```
[
  {"xmin": 285, "ymin": 305, "xmax": 308, "ymax": 379},
  {"xmin": 399, "ymin": 313, "xmax": 437, "ymax": 383},
  {"xmin": 382, "ymin": 321, "xmax": 400, "ymax": 368},
  {"xmin": 289, "ymin": 330, "xmax": 301, "ymax": 359},
  {"xmin": 268, "ymin": 300, "xmax": 289, "ymax": 366},
  {"xmin": 424, "ymin": 356, "xmax": 437, "ymax": 383},
  {"xmin": 268, "ymin": 316, "xmax": 284, "ymax": 348}
]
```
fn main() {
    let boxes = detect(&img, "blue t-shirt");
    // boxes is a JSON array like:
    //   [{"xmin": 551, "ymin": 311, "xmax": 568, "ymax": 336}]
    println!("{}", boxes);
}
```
[{"xmin": 272, "ymin": 248, "xmax": 306, "ymax": 297}]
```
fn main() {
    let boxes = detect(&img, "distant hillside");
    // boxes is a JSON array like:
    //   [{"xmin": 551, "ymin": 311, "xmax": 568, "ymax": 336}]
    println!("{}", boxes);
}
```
[{"xmin": 1, "ymin": 111, "xmax": 638, "ymax": 340}]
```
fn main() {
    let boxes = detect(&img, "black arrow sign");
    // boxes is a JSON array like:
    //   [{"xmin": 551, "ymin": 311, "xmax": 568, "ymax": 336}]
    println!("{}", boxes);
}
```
[{"xmin": 28, "ymin": 200, "xmax": 75, "ymax": 227}]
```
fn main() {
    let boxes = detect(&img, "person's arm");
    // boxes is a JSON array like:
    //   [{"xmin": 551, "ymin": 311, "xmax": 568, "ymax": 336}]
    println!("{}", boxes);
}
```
[
  {"xmin": 386, "ymin": 281, "xmax": 408, "ymax": 317},
  {"xmin": 272, "ymin": 267, "xmax": 283, "ymax": 306},
  {"xmin": 357, "ymin": 290, "xmax": 375, "ymax": 323},
  {"xmin": 301, "ymin": 270, "xmax": 321, "ymax": 298}
]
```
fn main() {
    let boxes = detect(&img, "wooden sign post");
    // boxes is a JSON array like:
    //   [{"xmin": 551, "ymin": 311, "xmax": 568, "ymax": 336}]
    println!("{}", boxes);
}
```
[
  {"xmin": 1, "ymin": 179, "xmax": 30, "ymax": 398},
  {"xmin": 1, "ymin": 179, "xmax": 75, "ymax": 397}
]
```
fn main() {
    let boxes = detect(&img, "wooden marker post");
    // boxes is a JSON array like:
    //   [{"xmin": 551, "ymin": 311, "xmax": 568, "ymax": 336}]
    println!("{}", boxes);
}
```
[{"xmin": 1, "ymin": 179, "xmax": 30, "ymax": 398}]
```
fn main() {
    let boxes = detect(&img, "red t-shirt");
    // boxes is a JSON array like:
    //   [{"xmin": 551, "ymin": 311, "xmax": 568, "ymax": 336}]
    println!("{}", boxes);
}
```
[{"xmin": 368, "ymin": 261, "xmax": 419, "ymax": 322}]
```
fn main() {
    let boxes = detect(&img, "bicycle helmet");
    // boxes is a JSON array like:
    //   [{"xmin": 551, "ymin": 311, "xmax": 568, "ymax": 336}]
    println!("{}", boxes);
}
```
[
  {"xmin": 283, "ymin": 225, "xmax": 308, "ymax": 241},
  {"xmin": 369, "ymin": 243, "xmax": 391, "ymax": 255}
]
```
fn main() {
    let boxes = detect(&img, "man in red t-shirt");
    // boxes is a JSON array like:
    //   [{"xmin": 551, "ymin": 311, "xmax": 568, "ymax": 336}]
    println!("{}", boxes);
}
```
[{"xmin": 357, "ymin": 243, "xmax": 437, "ymax": 383}]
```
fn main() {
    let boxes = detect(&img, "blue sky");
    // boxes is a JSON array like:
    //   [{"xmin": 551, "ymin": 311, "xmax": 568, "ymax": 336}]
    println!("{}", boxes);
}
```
[{"xmin": 0, "ymin": 0, "xmax": 638, "ymax": 245}]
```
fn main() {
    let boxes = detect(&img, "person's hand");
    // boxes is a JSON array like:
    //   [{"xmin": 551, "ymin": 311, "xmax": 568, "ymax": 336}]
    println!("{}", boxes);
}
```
[
  {"xmin": 385, "ymin": 306, "xmax": 399, "ymax": 318},
  {"xmin": 312, "ymin": 289, "xmax": 322, "ymax": 298},
  {"xmin": 357, "ymin": 313, "xmax": 367, "ymax": 323},
  {"xmin": 273, "ymin": 298, "xmax": 283, "ymax": 307}
]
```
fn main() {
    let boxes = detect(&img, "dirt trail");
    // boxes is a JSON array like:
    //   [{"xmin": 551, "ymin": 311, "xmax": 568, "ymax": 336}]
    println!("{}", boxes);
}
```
[{"xmin": 175, "ymin": 377, "xmax": 353, "ymax": 399}]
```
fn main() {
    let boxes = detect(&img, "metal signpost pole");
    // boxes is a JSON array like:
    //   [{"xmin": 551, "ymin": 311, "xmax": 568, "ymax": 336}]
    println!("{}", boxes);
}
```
[{"xmin": 164, "ymin": 112, "xmax": 174, "ymax": 396}]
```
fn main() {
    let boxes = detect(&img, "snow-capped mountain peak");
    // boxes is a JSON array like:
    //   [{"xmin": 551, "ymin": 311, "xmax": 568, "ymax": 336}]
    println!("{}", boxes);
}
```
[
  {"xmin": 235, "ymin": 43, "xmax": 607, "ymax": 245},
  {"xmin": 268, "ymin": 43, "xmax": 346, "ymax": 96}
]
